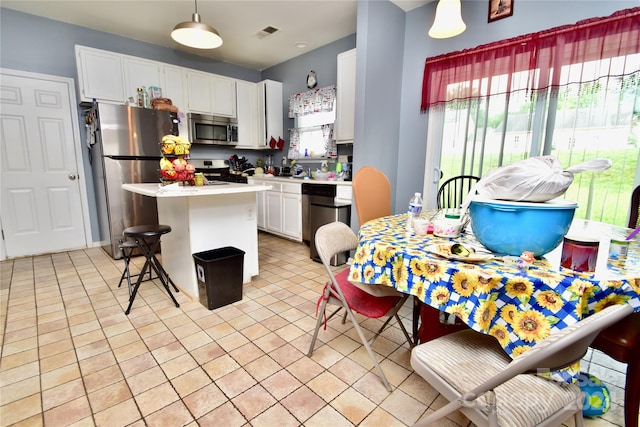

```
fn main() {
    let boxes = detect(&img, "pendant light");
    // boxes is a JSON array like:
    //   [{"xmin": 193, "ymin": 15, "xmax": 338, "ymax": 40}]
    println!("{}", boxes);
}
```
[
  {"xmin": 428, "ymin": 0, "xmax": 466, "ymax": 39},
  {"xmin": 171, "ymin": 0, "xmax": 223, "ymax": 49}
]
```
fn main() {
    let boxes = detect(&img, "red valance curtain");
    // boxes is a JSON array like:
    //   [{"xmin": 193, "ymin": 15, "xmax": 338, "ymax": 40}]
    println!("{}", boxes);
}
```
[{"xmin": 421, "ymin": 7, "xmax": 640, "ymax": 111}]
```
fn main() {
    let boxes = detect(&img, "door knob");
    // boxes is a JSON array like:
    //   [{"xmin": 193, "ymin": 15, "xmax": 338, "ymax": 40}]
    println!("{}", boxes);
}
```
[{"xmin": 68, "ymin": 174, "xmax": 77, "ymax": 180}]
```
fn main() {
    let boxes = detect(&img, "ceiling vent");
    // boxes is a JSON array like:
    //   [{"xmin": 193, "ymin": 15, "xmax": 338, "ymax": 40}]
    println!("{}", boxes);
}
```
[{"xmin": 256, "ymin": 26, "xmax": 279, "ymax": 39}]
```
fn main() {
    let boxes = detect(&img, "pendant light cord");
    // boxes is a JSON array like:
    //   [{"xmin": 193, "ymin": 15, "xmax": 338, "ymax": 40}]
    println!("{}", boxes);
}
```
[{"xmin": 194, "ymin": 0, "xmax": 198, "ymax": 14}]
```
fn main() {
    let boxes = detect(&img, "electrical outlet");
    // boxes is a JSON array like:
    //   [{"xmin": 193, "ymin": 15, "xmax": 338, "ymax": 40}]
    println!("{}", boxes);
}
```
[
  {"xmin": 338, "ymin": 155, "xmax": 348, "ymax": 163},
  {"xmin": 246, "ymin": 206, "xmax": 255, "ymax": 220}
]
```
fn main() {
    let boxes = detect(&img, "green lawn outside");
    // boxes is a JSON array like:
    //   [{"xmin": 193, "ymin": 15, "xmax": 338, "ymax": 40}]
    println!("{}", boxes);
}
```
[{"xmin": 441, "ymin": 147, "xmax": 638, "ymax": 227}]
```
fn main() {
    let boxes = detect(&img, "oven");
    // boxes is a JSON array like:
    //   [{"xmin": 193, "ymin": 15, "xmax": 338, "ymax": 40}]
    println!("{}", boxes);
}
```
[{"xmin": 190, "ymin": 159, "xmax": 248, "ymax": 184}]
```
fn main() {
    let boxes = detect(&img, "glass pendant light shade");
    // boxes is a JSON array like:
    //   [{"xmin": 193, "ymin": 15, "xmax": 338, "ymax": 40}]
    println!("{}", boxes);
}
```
[
  {"xmin": 171, "ymin": 6, "xmax": 222, "ymax": 49},
  {"xmin": 428, "ymin": 0, "xmax": 466, "ymax": 39}
]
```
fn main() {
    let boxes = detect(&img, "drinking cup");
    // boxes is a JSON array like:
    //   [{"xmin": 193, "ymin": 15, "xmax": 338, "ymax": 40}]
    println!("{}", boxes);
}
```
[
  {"xmin": 561, "ymin": 236, "xmax": 599, "ymax": 272},
  {"xmin": 414, "ymin": 218, "xmax": 430, "ymax": 236}
]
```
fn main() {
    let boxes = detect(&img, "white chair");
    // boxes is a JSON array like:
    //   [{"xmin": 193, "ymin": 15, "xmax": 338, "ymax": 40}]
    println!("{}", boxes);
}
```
[
  {"xmin": 411, "ymin": 303, "xmax": 633, "ymax": 427},
  {"xmin": 308, "ymin": 221, "xmax": 413, "ymax": 392}
]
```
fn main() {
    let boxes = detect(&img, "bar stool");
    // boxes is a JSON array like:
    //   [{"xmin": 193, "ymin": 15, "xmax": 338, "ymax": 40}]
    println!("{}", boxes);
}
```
[
  {"xmin": 118, "ymin": 239, "xmax": 154, "ymax": 296},
  {"xmin": 122, "ymin": 224, "xmax": 180, "ymax": 315}
]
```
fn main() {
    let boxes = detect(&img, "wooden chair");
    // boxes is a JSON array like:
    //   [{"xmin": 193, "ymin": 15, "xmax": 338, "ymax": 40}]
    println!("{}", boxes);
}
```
[
  {"xmin": 416, "ymin": 175, "xmax": 481, "ymax": 344},
  {"xmin": 589, "ymin": 184, "xmax": 640, "ymax": 427},
  {"xmin": 437, "ymin": 174, "xmax": 480, "ymax": 209},
  {"xmin": 352, "ymin": 166, "xmax": 391, "ymax": 225},
  {"xmin": 411, "ymin": 304, "xmax": 633, "ymax": 427},
  {"xmin": 308, "ymin": 222, "xmax": 413, "ymax": 392}
]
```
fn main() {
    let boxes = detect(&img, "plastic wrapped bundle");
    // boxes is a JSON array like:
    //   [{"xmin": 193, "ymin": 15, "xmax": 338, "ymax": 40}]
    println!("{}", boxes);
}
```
[{"xmin": 474, "ymin": 156, "xmax": 612, "ymax": 202}]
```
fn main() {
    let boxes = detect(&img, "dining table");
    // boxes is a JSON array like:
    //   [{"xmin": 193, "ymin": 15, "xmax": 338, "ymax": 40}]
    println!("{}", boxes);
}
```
[{"xmin": 348, "ymin": 212, "xmax": 640, "ymax": 382}]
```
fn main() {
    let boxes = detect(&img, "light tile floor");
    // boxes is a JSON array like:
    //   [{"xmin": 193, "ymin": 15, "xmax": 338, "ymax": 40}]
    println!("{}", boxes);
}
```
[{"xmin": 0, "ymin": 232, "xmax": 632, "ymax": 426}]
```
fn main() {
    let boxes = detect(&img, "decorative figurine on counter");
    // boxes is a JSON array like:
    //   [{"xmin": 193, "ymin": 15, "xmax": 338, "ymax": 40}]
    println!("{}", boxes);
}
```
[{"xmin": 518, "ymin": 251, "xmax": 535, "ymax": 271}]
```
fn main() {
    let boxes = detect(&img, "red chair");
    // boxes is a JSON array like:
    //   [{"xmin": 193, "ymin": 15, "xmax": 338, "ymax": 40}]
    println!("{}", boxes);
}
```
[
  {"xmin": 589, "ymin": 184, "xmax": 640, "ymax": 427},
  {"xmin": 308, "ymin": 222, "xmax": 413, "ymax": 392}
]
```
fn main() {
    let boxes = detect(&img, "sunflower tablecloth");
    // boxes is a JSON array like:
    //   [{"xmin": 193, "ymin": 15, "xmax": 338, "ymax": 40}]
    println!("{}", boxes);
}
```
[{"xmin": 348, "ymin": 214, "xmax": 640, "ymax": 382}]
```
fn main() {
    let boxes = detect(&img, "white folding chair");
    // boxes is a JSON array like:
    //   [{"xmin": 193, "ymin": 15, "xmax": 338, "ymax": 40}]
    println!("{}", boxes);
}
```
[
  {"xmin": 411, "ymin": 303, "xmax": 633, "ymax": 427},
  {"xmin": 308, "ymin": 221, "xmax": 413, "ymax": 392}
]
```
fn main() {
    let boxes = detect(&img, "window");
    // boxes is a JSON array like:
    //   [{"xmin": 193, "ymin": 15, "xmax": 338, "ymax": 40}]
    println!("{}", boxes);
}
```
[
  {"xmin": 288, "ymin": 86, "xmax": 337, "ymax": 160},
  {"xmin": 294, "ymin": 108, "xmax": 335, "ymax": 158},
  {"xmin": 421, "ymin": 7, "xmax": 640, "ymax": 226}
]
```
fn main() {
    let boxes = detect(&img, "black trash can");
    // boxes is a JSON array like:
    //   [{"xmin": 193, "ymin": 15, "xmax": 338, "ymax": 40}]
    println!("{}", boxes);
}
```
[{"xmin": 193, "ymin": 247, "xmax": 245, "ymax": 310}]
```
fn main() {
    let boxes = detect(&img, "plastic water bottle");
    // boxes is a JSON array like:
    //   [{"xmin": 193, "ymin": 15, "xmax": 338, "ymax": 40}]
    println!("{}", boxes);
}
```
[{"xmin": 407, "ymin": 192, "xmax": 423, "ymax": 232}]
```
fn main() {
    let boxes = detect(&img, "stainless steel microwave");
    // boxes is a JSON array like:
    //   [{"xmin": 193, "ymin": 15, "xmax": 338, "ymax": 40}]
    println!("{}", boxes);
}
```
[{"xmin": 188, "ymin": 113, "xmax": 238, "ymax": 145}]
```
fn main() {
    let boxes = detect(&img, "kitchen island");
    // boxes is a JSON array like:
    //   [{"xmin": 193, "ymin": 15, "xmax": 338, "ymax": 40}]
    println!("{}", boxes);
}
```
[{"xmin": 122, "ymin": 182, "xmax": 271, "ymax": 300}]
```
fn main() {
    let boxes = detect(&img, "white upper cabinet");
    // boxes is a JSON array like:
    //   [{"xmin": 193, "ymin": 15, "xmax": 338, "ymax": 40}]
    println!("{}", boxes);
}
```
[
  {"xmin": 237, "ymin": 80, "xmax": 283, "ymax": 150},
  {"xmin": 335, "ymin": 48, "xmax": 356, "ymax": 144},
  {"xmin": 162, "ymin": 64, "xmax": 188, "ymax": 135},
  {"xmin": 74, "ymin": 45, "xmax": 284, "ymax": 149},
  {"xmin": 185, "ymin": 70, "xmax": 237, "ymax": 117},
  {"xmin": 161, "ymin": 65, "xmax": 185, "ymax": 109},
  {"xmin": 75, "ymin": 46, "xmax": 125, "ymax": 103},
  {"xmin": 123, "ymin": 57, "xmax": 161, "ymax": 103},
  {"xmin": 212, "ymin": 75, "xmax": 236, "ymax": 117},
  {"xmin": 235, "ymin": 80, "xmax": 260, "ymax": 148},
  {"xmin": 184, "ymin": 70, "xmax": 213, "ymax": 114},
  {"xmin": 257, "ymin": 80, "xmax": 283, "ymax": 147}
]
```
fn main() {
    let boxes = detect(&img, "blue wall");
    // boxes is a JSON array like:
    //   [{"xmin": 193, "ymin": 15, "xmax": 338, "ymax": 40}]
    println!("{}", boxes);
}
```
[
  {"xmin": 0, "ymin": 8, "xmax": 260, "ymax": 81},
  {"xmin": 0, "ymin": 7, "xmax": 357, "ymax": 244},
  {"xmin": 351, "ymin": 0, "xmax": 406, "ymax": 230},
  {"xmin": 262, "ymin": 34, "xmax": 357, "ymax": 170},
  {"xmin": 1, "ymin": 2, "xmax": 636, "ymax": 244},
  {"xmin": 391, "ymin": 0, "xmax": 636, "ymax": 216}
]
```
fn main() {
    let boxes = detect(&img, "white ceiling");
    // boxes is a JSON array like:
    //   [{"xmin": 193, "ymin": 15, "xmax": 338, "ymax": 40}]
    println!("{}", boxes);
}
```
[{"xmin": 2, "ymin": 0, "xmax": 430, "ymax": 71}]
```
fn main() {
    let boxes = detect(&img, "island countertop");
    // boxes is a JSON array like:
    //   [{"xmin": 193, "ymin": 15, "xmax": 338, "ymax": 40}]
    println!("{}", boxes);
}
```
[
  {"xmin": 123, "ymin": 182, "xmax": 272, "ymax": 197},
  {"xmin": 122, "ymin": 182, "xmax": 270, "ymax": 301}
]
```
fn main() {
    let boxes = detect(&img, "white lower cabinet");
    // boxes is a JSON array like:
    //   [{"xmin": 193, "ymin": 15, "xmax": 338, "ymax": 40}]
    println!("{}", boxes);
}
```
[
  {"xmin": 281, "ymin": 185, "xmax": 302, "ymax": 240},
  {"xmin": 250, "ymin": 179, "xmax": 302, "ymax": 241},
  {"xmin": 266, "ymin": 186, "xmax": 283, "ymax": 234}
]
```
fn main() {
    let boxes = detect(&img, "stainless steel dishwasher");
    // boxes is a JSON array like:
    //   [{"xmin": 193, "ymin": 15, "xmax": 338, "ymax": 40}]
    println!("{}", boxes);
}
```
[
  {"xmin": 302, "ymin": 183, "xmax": 352, "ymax": 266},
  {"xmin": 309, "ymin": 199, "xmax": 351, "ymax": 266},
  {"xmin": 302, "ymin": 183, "xmax": 337, "ymax": 245}
]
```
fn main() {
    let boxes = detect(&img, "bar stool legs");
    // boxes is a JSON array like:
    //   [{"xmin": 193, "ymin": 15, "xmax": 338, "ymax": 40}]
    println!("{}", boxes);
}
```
[
  {"xmin": 122, "ymin": 225, "xmax": 180, "ymax": 315},
  {"xmin": 118, "ymin": 239, "xmax": 153, "ymax": 296}
]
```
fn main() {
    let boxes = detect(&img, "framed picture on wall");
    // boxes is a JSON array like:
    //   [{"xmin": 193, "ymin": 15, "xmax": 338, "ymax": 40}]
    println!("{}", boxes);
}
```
[{"xmin": 488, "ymin": 0, "xmax": 514, "ymax": 22}]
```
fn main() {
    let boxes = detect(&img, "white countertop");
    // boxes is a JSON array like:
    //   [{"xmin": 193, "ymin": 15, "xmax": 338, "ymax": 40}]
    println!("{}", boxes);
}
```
[
  {"xmin": 122, "ymin": 182, "xmax": 271, "ymax": 197},
  {"xmin": 249, "ymin": 176, "xmax": 352, "ymax": 186}
]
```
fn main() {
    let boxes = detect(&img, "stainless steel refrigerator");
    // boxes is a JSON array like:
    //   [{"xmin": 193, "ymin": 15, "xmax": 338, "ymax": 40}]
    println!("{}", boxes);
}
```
[{"xmin": 91, "ymin": 103, "xmax": 178, "ymax": 259}]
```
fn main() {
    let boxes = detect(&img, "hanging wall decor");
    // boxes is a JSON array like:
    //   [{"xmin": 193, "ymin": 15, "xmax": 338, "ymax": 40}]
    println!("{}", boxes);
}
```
[{"xmin": 488, "ymin": 0, "xmax": 513, "ymax": 22}]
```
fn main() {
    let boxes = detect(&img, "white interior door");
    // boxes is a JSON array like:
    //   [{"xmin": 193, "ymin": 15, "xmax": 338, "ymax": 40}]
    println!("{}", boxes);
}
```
[{"xmin": 1, "ymin": 70, "xmax": 87, "ymax": 258}]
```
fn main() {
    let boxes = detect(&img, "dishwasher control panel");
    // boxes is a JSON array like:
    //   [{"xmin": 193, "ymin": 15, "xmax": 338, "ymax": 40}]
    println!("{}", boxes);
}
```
[{"xmin": 302, "ymin": 183, "xmax": 337, "ymax": 197}]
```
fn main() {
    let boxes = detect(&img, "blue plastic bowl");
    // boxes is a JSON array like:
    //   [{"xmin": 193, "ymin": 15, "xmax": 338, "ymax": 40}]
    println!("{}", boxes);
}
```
[{"xmin": 469, "ymin": 197, "xmax": 578, "ymax": 257}]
